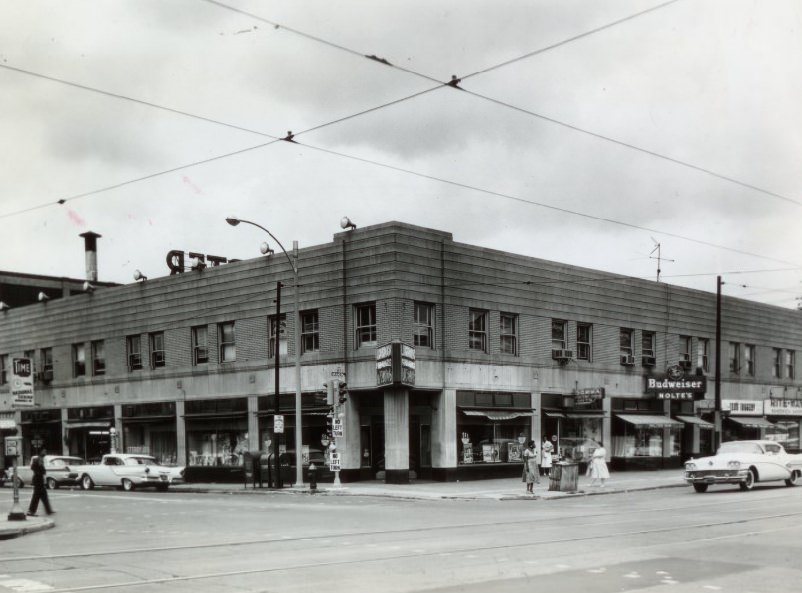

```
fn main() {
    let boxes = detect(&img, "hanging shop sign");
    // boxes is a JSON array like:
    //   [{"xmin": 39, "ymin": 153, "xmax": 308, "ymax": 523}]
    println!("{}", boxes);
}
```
[
  {"xmin": 644, "ymin": 366, "xmax": 706, "ymax": 400},
  {"xmin": 573, "ymin": 388, "xmax": 605, "ymax": 406},
  {"xmin": 11, "ymin": 357, "xmax": 34, "ymax": 408},
  {"xmin": 376, "ymin": 342, "xmax": 415, "ymax": 387},
  {"xmin": 765, "ymin": 399, "xmax": 802, "ymax": 416}
]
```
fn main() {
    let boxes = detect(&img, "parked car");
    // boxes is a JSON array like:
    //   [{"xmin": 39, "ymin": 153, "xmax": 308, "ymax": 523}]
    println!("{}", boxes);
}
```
[
  {"xmin": 3, "ymin": 455, "xmax": 86, "ymax": 489},
  {"xmin": 71, "ymin": 453, "xmax": 186, "ymax": 492},
  {"xmin": 684, "ymin": 440, "xmax": 802, "ymax": 493}
]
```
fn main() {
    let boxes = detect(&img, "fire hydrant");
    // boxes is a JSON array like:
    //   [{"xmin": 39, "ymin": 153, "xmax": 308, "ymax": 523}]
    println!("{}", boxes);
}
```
[{"xmin": 309, "ymin": 463, "xmax": 317, "ymax": 493}]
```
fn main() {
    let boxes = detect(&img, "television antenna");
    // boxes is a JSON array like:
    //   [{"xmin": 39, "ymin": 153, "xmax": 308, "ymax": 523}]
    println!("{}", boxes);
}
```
[{"xmin": 650, "ymin": 238, "xmax": 675, "ymax": 283}]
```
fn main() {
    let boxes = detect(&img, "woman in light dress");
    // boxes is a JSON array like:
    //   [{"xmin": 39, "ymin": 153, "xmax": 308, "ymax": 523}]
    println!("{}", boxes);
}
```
[
  {"xmin": 540, "ymin": 439, "xmax": 553, "ymax": 478},
  {"xmin": 523, "ymin": 441, "xmax": 540, "ymax": 493},
  {"xmin": 588, "ymin": 445, "xmax": 610, "ymax": 487}
]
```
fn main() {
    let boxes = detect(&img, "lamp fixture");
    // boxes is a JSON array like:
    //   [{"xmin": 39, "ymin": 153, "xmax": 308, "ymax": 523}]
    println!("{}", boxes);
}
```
[
  {"xmin": 190, "ymin": 256, "xmax": 206, "ymax": 271},
  {"xmin": 225, "ymin": 216, "xmax": 240, "ymax": 227},
  {"xmin": 38, "ymin": 292, "xmax": 50, "ymax": 302},
  {"xmin": 82, "ymin": 281, "xmax": 95, "ymax": 293},
  {"xmin": 0, "ymin": 301, "xmax": 9, "ymax": 311},
  {"xmin": 340, "ymin": 216, "xmax": 356, "ymax": 230},
  {"xmin": 259, "ymin": 241, "xmax": 274, "ymax": 256},
  {"xmin": 133, "ymin": 269, "xmax": 147, "ymax": 282}
]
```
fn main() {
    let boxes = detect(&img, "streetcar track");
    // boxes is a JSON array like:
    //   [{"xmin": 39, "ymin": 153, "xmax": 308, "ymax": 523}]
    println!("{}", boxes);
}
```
[{"xmin": 10, "ymin": 511, "xmax": 802, "ymax": 593}]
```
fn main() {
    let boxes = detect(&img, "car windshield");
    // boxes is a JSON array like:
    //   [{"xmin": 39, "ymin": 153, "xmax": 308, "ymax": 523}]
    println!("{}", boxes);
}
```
[{"xmin": 718, "ymin": 442, "xmax": 763, "ymax": 455}]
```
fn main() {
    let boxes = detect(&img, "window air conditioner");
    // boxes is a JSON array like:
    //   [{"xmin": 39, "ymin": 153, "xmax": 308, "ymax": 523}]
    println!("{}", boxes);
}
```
[
  {"xmin": 620, "ymin": 354, "xmax": 636, "ymax": 366},
  {"xmin": 552, "ymin": 349, "xmax": 573, "ymax": 361},
  {"xmin": 678, "ymin": 359, "xmax": 692, "ymax": 370},
  {"xmin": 642, "ymin": 355, "xmax": 656, "ymax": 367}
]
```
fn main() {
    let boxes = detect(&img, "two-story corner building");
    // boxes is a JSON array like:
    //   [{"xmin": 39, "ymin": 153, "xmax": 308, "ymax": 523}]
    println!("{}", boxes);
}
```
[{"xmin": 1, "ymin": 221, "xmax": 801, "ymax": 483}]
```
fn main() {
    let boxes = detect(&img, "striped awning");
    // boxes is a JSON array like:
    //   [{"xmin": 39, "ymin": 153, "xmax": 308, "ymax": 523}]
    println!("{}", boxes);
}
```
[
  {"xmin": 728, "ymin": 416, "xmax": 776, "ymax": 429},
  {"xmin": 676, "ymin": 415, "xmax": 714, "ymax": 429},
  {"xmin": 616, "ymin": 414, "xmax": 683, "ymax": 428}
]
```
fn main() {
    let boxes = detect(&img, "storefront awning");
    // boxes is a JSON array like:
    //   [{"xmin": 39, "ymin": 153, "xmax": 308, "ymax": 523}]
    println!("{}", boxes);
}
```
[
  {"xmin": 461, "ymin": 409, "xmax": 535, "ymax": 421},
  {"xmin": 544, "ymin": 412, "xmax": 565, "ymax": 418},
  {"xmin": 676, "ymin": 415, "xmax": 714, "ymax": 429},
  {"xmin": 616, "ymin": 414, "xmax": 683, "ymax": 428},
  {"xmin": 564, "ymin": 412, "xmax": 604, "ymax": 419},
  {"xmin": 65, "ymin": 421, "xmax": 110, "ymax": 429},
  {"xmin": 728, "ymin": 416, "xmax": 776, "ymax": 429}
]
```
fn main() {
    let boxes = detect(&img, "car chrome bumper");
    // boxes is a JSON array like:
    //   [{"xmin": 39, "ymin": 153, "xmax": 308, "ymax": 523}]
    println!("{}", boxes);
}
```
[{"xmin": 684, "ymin": 470, "xmax": 748, "ymax": 485}]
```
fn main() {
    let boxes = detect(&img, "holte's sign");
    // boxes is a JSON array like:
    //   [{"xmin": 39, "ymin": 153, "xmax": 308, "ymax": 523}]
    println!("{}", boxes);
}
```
[
  {"xmin": 376, "ymin": 342, "xmax": 415, "ymax": 387},
  {"xmin": 645, "ymin": 366, "xmax": 707, "ymax": 400}
]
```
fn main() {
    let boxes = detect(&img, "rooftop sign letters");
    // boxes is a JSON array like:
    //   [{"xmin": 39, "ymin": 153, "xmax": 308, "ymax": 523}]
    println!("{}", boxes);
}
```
[
  {"xmin": 376, "ymin": 342, "xmax": 415, "ymax": 387},
  {"xmin": 165, "ymin": 250, "xmax": 238, "ymax": 275},
  {"xmin": 645, "ymin": 365, "xmax": 707, "ymax": 400},
  {"xmin": 11, "ymin": 357, "xmax": 34, "ymax": 408}
]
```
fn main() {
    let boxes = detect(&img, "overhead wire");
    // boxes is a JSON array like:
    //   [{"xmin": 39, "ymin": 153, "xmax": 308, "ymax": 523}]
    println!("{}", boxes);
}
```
[{"xmin": 0, "ymin": 2, "xmax": 799, "ymax": 271}]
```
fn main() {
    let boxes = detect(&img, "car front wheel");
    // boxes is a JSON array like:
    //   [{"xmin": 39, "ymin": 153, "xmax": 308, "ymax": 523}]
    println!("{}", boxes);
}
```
[
  {"xmin": 693, "ymin": 483, "xmax": 708, "ymax": 493},
  {"xmin": 46, "ymin": 477, "xmax": 58, "ymax": 490},
  {"xmin": 81, "ymin": 475, "xmax": 95, "ymax": 490},
  {"xmin": 739, "ymin": 468, "xmax": 755, "ymax": 491},
  {"xmin": 785, "ymin": 470, "xmax": 801, "ymax": 487}
]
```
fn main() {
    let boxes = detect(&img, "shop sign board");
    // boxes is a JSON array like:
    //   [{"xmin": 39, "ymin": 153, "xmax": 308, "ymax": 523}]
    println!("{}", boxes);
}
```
[
  {"xmin": 722, "ymin": 399, "xmax": 763, "ymax": 415},
  {"xmin": 765, "ymin": 399, "xmax": 802, "ymax": 416},
  {"xmin": 274, "ymin": 414, "xmax": 284, "ymax": 434},
  {"xmin": 574, "ymin": 388, "xmax": 604, "ymax": 406},
  {"xmin": 376, "ymin": 342, "xmax": 415, "ymax": 387},
  {"xmin": 11, "ymin": 357, "xmax": 34, "ymax": 408},
  {"xmin": 644, "ymin": 366, "xmax": 706, "ymax": 400}
]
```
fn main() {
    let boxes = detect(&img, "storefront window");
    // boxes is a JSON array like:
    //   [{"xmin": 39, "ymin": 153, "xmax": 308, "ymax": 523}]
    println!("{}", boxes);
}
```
[
  {"xmin": 766, "ymin": 419, "xmax": 800, "ymax": 451},
  {"xmin": 457, "ymin": 420, "xmax": 530, "ymax": 464},
  {"xmin": 559, "ymin": 416, "xmax": 603, "ymax": 463},
  {"xmin": 187, "ymin": 429, "xmax": 248, "ymax": 466}
]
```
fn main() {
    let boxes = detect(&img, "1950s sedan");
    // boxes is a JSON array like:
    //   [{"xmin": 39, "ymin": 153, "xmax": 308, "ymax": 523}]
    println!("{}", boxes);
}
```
[
  {"xmin": 684, "ymin": 440, "xmax": 802, "ymax": 493},
  {"xmin": 72, "ymin": 453, "xmax": 185, "ymax": 492}
]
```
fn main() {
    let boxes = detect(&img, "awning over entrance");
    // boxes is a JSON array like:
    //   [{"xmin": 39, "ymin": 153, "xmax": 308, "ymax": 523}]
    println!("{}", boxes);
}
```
[
  {"xmin": 65, "ymin": 421, "xmax": 110, "ymax": 429},
  {"xmin": 616, "ymin": 414, "xmax": 683, "ymax": 428},
  {"xmin": 461, "ymin": 409, "xmax": 535, "ymax": 421},
  {"xmin": 728, "ymin": 416, "xmax": 776, "ymax": 429},
  {"xmin": 564, "ymin": 412, "xmax": 604, "ymax": 419},
  {"xmin": 544, "ymin": 411, "xmax": 565, "ymax": 418},
  {"xmin": 676, "ymin": 415, "xmax": 714, "ymax": 429}
]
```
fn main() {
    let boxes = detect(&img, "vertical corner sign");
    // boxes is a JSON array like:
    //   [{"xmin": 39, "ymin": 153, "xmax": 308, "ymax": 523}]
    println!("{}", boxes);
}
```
[
  {"xmin": 376, "ymin": 342, "xmax": 415, "ymax": 387},
  {"xmin": 11, "ymin": 357, "xmax": 34, "ymax": 408}
]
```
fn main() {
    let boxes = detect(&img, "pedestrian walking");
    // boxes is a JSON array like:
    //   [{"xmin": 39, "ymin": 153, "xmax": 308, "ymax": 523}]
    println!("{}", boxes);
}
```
[
  {"xmin": 541, "ymin": 439, "xmax": 553, "ymax": 478},
  {"xmin": 27, "ymin": 451, "xmax": 54, "ymax": 516},
  {"xmin": 523, "ymin": 440, "xmax": 540, "ymax": 493},
  {"xmin": 588, "ymin": 445, "xmax": 610, "ymax": 487}
]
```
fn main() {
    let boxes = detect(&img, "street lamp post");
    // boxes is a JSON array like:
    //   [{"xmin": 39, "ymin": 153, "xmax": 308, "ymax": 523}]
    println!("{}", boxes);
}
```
[{"xmin": 226, "ymin": 217, "xmax": 304, "ymax": 487}]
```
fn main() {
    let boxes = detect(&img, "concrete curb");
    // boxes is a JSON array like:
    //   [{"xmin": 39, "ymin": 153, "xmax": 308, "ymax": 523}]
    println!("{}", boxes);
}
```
[{"xmin": 0, "ymin": 516, "xmax": 55, "ymax": 540}]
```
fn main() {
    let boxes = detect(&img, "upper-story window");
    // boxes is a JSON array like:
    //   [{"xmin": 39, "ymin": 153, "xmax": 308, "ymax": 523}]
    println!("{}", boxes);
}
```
[
  {"xmin": 679, "ymin": 336, "xmax": 692, "ymax": 366},
  {"xmin": 0, "ymin": 354, "xmax": 8, "ymax": 385},
  {"xmin": 127, "ymin": 335, "xmax": 142, "ymax": 371},
  {"xmin": 744, "ymin": 344, "xmax": 755, "ymax": 377},
  {"xmin": 620, "ymin": 328, "xmax": 634, "ymax": 364},
  {"xmin": 642, "ymin": 331, "xmax": 656, "ymax": 366},
  {"xmin": 468, "ymin": 309, "xmax": 487, "ymax": 352},
  {"xmin": 91, "ymin": 340, "xmax": 105, "ymax": 376},
  {"xmin": 551, "ymin": 320, "xmax": 567, "ymax": 350},
  {"xmin": 772, "ymin": 348, "xmax": 782, "ymax": 378},
  {"xmin": 729, "ymin": 342, "xmax": 740, "ymax": 375},
  {"xmin": 786, "ymin": 350, "xmax": 796, "ymax": 379},
  {"xmin": 72, "ymin": 343, "xmax": 86, "ymax": 377},
  {"xmin": 269, "ymin": 315, "xmax": 287, "ymax": 358},
  {"xmin": 500, "ymin": 313, "xmax": 518, "ymax": 355},
  {"xmin": 301, "ymin": 310, "xmax": 320, "ymax": 354},
  {"xmin": 219, "ymin": 322, "xmax": 236, "ymax": 362},
  {"xmin": 149, "ymin": 332, "xmax": 165, "ymax": 369},
  {"xmin": 576, "ymin": 323, "xmax": 592, "ymax": 361},
  {"xmin": 355, "ymin": 303, "xmax": 377, "ymax": 348},
  {"xmin": 413, "ymin": 302, "xmax": 435, "ymax": 348},
  {"xmin": 192, "ymin": 326, "xmax": 208, "ymax": 365},
  {"xmin": 40, "ymin": 348, "xmax": 53, "ymax": 382},
  {"xmin": 697, "ymin": 338, "xmax": 709, "ymax": 372}
]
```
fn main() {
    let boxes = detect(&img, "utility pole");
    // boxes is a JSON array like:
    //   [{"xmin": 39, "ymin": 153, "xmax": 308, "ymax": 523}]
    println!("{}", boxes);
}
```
[
  {"xmin": 273, "ymin": 280, "xmax": 283, "ymax": 488},
  {"xmin": 714, "ymin": 276, "xmax": 723, "ymax": 451}
]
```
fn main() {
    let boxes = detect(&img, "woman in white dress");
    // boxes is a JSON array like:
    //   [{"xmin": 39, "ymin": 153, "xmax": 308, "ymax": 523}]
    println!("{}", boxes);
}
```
[
  {"xmin": 588, "ymin": 445, "xmax": 610, "ymax": 487},
  {"xmin": 540, "ymin": 439, "xmax": 553, "ymax": 478}
]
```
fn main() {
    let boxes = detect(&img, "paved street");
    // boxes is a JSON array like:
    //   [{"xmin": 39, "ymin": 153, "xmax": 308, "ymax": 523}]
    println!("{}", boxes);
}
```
[{"xmin": 2, "ymin": 476, "xmax": 802, "ymax": 593}]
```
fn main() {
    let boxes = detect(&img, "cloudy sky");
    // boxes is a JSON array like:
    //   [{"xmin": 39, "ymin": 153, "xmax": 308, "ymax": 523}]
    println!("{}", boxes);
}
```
[{"xmin": 1, "ymin": 0, "xmax": 800, "ymax": 308}]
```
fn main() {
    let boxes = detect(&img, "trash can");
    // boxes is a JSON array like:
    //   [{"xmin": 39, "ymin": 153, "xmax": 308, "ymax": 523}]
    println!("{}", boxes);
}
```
[{"xmin": 548, "ymin": 462, "xmax": 579, "ymax": 492}]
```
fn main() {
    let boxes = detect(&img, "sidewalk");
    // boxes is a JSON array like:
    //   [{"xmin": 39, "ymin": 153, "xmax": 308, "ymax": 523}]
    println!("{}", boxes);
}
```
[{"xmin": 1, "ymin": 468, "xmax": 687, "ymax": 539}]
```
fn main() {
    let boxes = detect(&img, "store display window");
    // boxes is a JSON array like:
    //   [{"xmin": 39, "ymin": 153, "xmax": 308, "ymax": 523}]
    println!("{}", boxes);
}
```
[
  {"xmin": 456, "ymin": 391, "xmax": 533, "ymax": 465},
  {"xmin": 187, "ymin": 428, "xmax": 248, "ymax": 466}
]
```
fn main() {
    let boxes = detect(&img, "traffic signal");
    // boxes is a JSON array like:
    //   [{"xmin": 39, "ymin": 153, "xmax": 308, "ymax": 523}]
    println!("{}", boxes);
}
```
[
  {"xmin": 326, "ymin": 380, "xmax": 335, "ymax": 406},
  {"xmin": 337, "ymin": 381, "xmax": 348, "ymax": 405}
]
